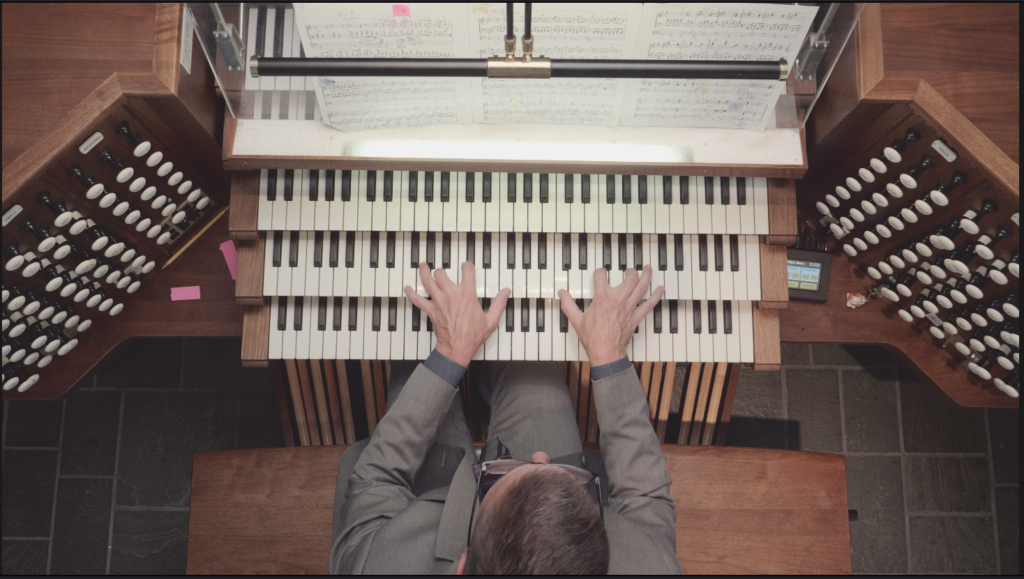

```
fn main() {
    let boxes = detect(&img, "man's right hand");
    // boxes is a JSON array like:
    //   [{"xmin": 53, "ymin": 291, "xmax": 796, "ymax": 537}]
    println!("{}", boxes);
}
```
[{"xmin": 557, "ymin": 266, "xmax": 664, "ymax": 367}]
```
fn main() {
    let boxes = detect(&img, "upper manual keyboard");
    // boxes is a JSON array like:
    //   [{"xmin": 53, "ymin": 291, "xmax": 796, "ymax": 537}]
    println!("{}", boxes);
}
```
[{"xmin": 256, "ymin": 169, "xmax": 770, "ymax": 236}]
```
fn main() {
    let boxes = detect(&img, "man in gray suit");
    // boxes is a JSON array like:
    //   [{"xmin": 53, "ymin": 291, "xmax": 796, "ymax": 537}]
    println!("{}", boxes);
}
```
[{"xmin": 330, "ymin": 262, "xmax": 682, "ymax": 575}]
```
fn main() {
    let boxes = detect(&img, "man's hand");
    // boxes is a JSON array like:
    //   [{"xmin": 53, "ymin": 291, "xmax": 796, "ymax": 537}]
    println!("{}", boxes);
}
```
[
  {"xmin": 558, "ymin": 266, "xmax": 664, "ymax": 367},
  {"xmin": 404, "ymin": 262, "xmax": 510, "ymax": 366}
]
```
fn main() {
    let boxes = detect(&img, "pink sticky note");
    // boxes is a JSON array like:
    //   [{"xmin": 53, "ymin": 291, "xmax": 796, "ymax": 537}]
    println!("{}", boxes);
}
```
[
  {"xmin": 220, "ymin": 240, "xmax": 238, "ymax": 280},
  {"xmin": 392, "ymin": 4, "xmax": 410, "ymax": 16},
  {"xmin": 171, "ymin": 286, "xmax": 201, "ymax": 301}
]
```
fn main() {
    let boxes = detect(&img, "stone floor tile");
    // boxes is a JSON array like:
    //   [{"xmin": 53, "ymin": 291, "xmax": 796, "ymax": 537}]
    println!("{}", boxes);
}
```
[
  {"xmin": 905, "ymin": 456, "xmax": 991, "ymax": 513},
  {"xmin": 2, "ymin": 540, "xmax": 49, "ymax": 575},
  {"xmin": 50, "ymin": 478, "xmax": 113, "ymax": 575},
  {"xmin": 899, "ymin": 364, "xmax": 987, "ymax": 453},
  {"xmin": 780, "ymin": 342, "xmax": 810, "ymax": 365},
  {"xmin": 845, "ymin": 456, "xmax": 907, "ymax": 573},
  {"xmin": 95, "ymin": 338, "xmax": 183, "ymax": 389},
  {"xmin": 995, "ymin": 487, "xmax": 1018, "ymax": 575},
  {"xmin": 909, "ymin": 516, "xmax": 996, "ymax": 574},
  {"xmin": 181, "ymin": 338, "xmax": 273, "ymax": 391},
  {"xmin": 988, "ymin": 409, "xmax": 1019, "ymax": 484},
  {"xmin": 843, "ymin": 368, "xmax": 900, "ymax": 453},
  {"xmin": 785, "ymin": 368, "xmax": 842, "ymax": 453},
  {"xmin": 4, "ymin": 400, "xmax": 63, "ymax": 448},
  {"xmin": 812, "ymin": 343, "xmax": 895, "ymax": 368},
  {"xmin": 61, "ymin": 390, "xmax": 120, "ymax": 476},
  {"xmin": 725, "ymin": 369, "xmax": 785, "ymax": 449},
  {"xmin": 2, "ymin": 449, "xmax": 58, "ymax": 537},
  {"xmin": 109, "ymin": 510, "xmax": 189, "ymax": 575}
]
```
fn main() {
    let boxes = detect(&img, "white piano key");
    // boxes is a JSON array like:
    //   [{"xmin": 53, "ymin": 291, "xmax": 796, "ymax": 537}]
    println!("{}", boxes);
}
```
[
  {"xmin": 598, "ymin": 174, "xmax": 612, "ymax": 233},
  {"xmin": 659, "ymin": 300, "xmax": 674, "ymax": 362},
  {"xmin": 455, "ymin": 172, "xmax": 471, "ymax": 232},
  {"xmin": 341, "ymin": 172, "xmax": 358, "ymax": 233},
  {"xmin": 288, "ymin": 11, "xmax": 305, "ymax": 91},
  {"xmin": 291, "ymin": 232, "xmax": 309, "ymax": 296},
  {"xmin": 359, "ymin": 231, "xmax": 375, "ymax": 296},
  {"xmin": 403, "ymin": 300, "xmax": 417, "ymax": 360},
  {"xmin": 347, "ymin": 232, "xmax": 362, "ymax": 296},
  {"xmin": 497, "ymin": 306, "xmax": 511, "ymax": 361},
  {"xmin": 386, "ymin": 233, "xmax": 403, "ymax": 296},
  {"xmin": 245, "ymin": 8, "xmax": 260, "ymax": 91},
  {"xmin": 684, "ymin": 301, "xmax": 701, "ymax": 361},
  {"xmin": 512, "ymin": 300, "xmax": 526, "ymax": 360},
  {"xmin": 347, "ymin": 297, "xmax": 364, "ymax": 360},
  {"xmin": 264, "ymin": 232, "xmax": 279, "ymax": 296},
  {"xmin": 305, "ymin": 231, "xmax": 321, "ymax": 296},
  {"xmin": 670, "ymin": 301, "xmax": 685, "ymax": 362},
  {"xmin": 484, "ymin": 173, "xmax": 500, "ymax": 233},
  {"xmin": 269, "ymin": 297, "xmax": 284, "ymax": 359},
  {"xmin": 569, "ymin": 233, "xmax": 582, "ymax": 298},
  {"xmin": 612, "ymin": 175, "xmax": 628, "ymax": 233},
  {"xmin": 739, "ymin": 177, "xmax": 756, "ymax": 234},
  {"xmin": 426, "ymin": 171, "xmax": 442, "ymax": 230},
  {"xmin": 733, "ymin": 236, "xmax": 748, "ymax": 301},
  {"xmin": 289, "ymin": 89, "xmax": 301, "ymax": 120},
  {"xmin": 528, "ymin": 173, "xmax": 543, "ymax": 232},
  {"xmin": 494, "ymin": 172, "xmax": 509, "ymax": 234},
  {"xmin": 310, "ymin": 297, "xmax": 327, "ymax": 360},
  {"xmin": 711, "ymin": 178, "xmax": 727, "ymax": 235},
  {"xmin": 552, "ymin": 299, "xmax": 566, "ymax": 361},
  {"xmin": 511, "ymin": 233, "xmax": 525, "ymax": 297},
  {"xmin": 565, "ymin": 302, "xmax": 580, "ymax": 361},
  {"xmin": 260, "ymin": 9, "xmax": 276, "ymax": 91},
  {"xmin": 258, "ymin": 169, "xmax": 272, "ymax": 231},
  {"xmin": 554, "ymin": 233, "xmax": 569, "ymax": 295},
  {"xmin": 440, "ymin": 173, "xmax": 457, "ymax": 232},
  {"xmin": 322, "ymin": 298, "xmax": 338, "ymax": 360},
  {"xmin": 537, "ymin": 298, "xmax": 551, "ymax": 361},
  {"xmin": 640, "ymin": 175, "xmax": 656, "ymax": 235},
  {"xmin": 354, "ymin": 171, "xmax": 371, "ymax": 230},
  {"xmin": 512, "ymin": 173, "xmax": 527, "ymax": 233},
  {"xmin": 720, "ymin": 240, "xmax": 735, "ymax": 301},
  {"xmin": 371, "ymin": 172, "xmax": 387, "ymax": 231},
  {"xmin": 525, "ymin": 233, "xmax": 539, "ymax": 298},
  {"xmin": 681, "ymin": 176, "xmax": 698, "ymax": 234},
  {"xmin": 581, "ymin": 233, "xmax": 596, "ymax": 299},
  {"xmin": 365, "ymin": 298, "xmax": 382, "ymax": 359},
  {"xmin": 483, "ymin": 300, "xmax": 499, "ymax": 360},
  {"xmin": 499, "ymin": 233, "xmax": 513, "ymax": 296},
  {"xmin": 276, "ymin": 10, "xmax": 294, "ymax": 91},
  {"xmin": 542, "ymin": 174, "xmax": 557, "ymax": 233},
  {"xmin": 271, "ymin": 170, "xmax": 288, "ymax": 230},
  {"xmin": 577, "ymin": 300, "xmax": 590, "ymax": 362},
  {"xmin": 376, "ymin": 236, "xmax": 390, "ymax": 297},
  {"xmin": 484, "ymin": 234, "xmax": 498, "ymax": 297},
  {"xmin": 746, "ymin": 236, "xmax": 762, "ymax": 300},
  {"xmin": 652, "ymin": 234, "xmax": 666, "ymax": 296},
  {"xmin": 313, "ymin": 170, "xmax": 330, "ymax": 231},
  {"xmin": 665, "ymin": 235, "xmax": 679, "ymax": 299},
  {"xmin": 399, "ymin": 171, "xmax": 415, "ymax": 231},
  {"xmin": 277, "ymin": 233, "xmax": 293, "ymax": 296},
  {"xmin": 690, "ymin": 236, "xmax": 707, "ymax": 301},
  {"xmin": 525, "ymin": 299, "xmax": 540, "ymax": 361},
  {"xmin": 655, "ymin": 175, "xmax": 670, "ymax": 234},
  {"xmin": 724, "ymin": 301, "xmax": 741, "ymax": 363},
  {"xmin": 725, "ymin": 177, "xmax": 742, "ymax": 235},
  {"xmin": 711, "ymin": 301, "xmax": 728, "ymax": 362},
  {"xmin": 377, "ymin": 299, "xmax": 392, "ymax": 360},
  {"xmin": 386, "ymin": 171, "xmax": 402, "ymax": 231},
  {"xmin": 645, "ymin": 298, "xmax": 660, "ymax": 360},
  {"xmin": 470, "ymin": 173, "xmax": 485, "ymax": 233},
  {"xmin": 626, "ymin": 175, "xmax": 642, "ymax": 233},
  {"xmin": 401, "ymin": 231, "xmax": 415, "ymax": 295},
  {"xmin": 556, "ymin": 174, "xmax": 571, "ymax": 233},
  {"xmin": 697, "ymin": 302, "xmax": 714, "ymax": 362},
  {"xmin": 642, "ymin": 234, "xmax": 654, "ymax": 298},
  {"xmin": 473, "ymin": 232, "xmax": 485, "ymax": 296},
  {"xmin": 579, "ymin": 174, "xmax": 596, "ymax": 234},
  {"xmin": 336, "ymin": 297, "xmax": 352, "ymax": 360},
  {"xmin": 413, "ymin": 172, "xmax": 429, "ymax": 231},
  {"xmin": 282, "ymin": 297, "xmax": 298, "ymax": 360},
  {"xmin": 696, "ymin": 178, "xmax": 713, "ymax": 235},
  {"xmin": 753, "ymin": 177, "xmax": 770, "ymax": 235},
  {"xmin": 540, "ymin": 233, "xmax": 555, "ymax": 299},
  {"xmin": 319, "ymin": 234, "xmax": 334, "ymax": 300},
  {"xmin": 706, "ymin": 236, "xmax": 722, "ymax": 301},
  {"xmin": 739, "ymin": 300, "xmax": 754, "ymax": 363}
]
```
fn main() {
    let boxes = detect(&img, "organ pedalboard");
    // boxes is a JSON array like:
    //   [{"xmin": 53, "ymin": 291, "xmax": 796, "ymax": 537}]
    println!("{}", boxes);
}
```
[
  {"xmin": 807, "ymin": 113, "xmax": 1020, "ymax": 399},
  {"xmin": 2, "ymin": 108, "xmax": 224, "ymax": 394}
]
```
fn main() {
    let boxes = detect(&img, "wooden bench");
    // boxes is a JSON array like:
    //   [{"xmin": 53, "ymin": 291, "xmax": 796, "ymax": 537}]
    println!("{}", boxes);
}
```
[{"xmin": 186, "ymin": 444, "xmax": 852, "ymax": 575}]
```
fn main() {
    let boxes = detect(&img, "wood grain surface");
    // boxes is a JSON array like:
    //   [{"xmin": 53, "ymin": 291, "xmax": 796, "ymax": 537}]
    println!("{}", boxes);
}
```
[{"xmin": 186, "ymin": 444, "xmax": 850, "ymax": 575}]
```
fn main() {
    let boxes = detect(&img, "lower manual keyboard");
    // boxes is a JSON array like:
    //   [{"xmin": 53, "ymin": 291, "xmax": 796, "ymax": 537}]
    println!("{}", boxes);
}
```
[
  {"xmin": 268, "ymin": 296, "xmax": 755, "ymax": 363},
  {"xmin": 263, "ymin": 231, "xmax": 763, "ymax": 301}
]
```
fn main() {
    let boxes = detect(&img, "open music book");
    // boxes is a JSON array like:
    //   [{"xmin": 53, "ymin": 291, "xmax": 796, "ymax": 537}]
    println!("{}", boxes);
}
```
[{"xmin": 292, "ymin": 3, "xmax": 817, "ymax": 133}]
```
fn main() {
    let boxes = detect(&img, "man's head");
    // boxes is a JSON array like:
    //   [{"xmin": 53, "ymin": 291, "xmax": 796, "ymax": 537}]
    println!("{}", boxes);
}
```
[{"xmin": 460, "ymin": 452, "xmax": 609, "ymax": 575}]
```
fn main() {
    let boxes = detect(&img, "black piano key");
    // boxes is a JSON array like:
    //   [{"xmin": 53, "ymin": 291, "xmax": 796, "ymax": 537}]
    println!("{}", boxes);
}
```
[
  {"xmin": 482, "ymin": 297, "xmax": 491, "ymax": 313},
  {"xmin": 483, "ymin": 173, "xmax": 492, "ymax": 202},
  {"xmin": 411, "ymin": 303, "xmax": 421, "ymax": 331},
  {"xmin": 617, "ymin": 233, "xmax": 627, "ymax": 271},
  {"xmin": 410, "ymin": 231, "xmax": 419, "ymax": 268},
  {"xmin": 606, "ymin": 175, "xmax": 616, "ymax": 204},
  {"xmin": 273, "ymin": 7, "xmax": 285, "ymax": 57},
  {"xmin": 674, "ymin": 234, "xmax": 684, "ymax": 270},
  {"xmin": 720, "ymin": 177, "xmax": 730, "ymax": 205},
  {"xmin": 308, "ymin": 170, "xmax": 319, "ymax": 201},
  {"xmin": 341, "ymin": 170, "xmax": 352, "ymax": 201},
  {"xmin": 579, "ymin": 233, "xmax": 587, "ymax": 270},
  {"xmin": 440, "ymin": 172, "xmax": 450, "ymax": 202},
  {"xmin": 369, "ymin": 231, "xmax": 380, "ymax": 268},
  {"xmin": 669, "ymin": 300, "xmax": 678, "ymax": 333},
  {"xmin": 424, "ymin": 172, "xmax": 434, "ymax": 202},
  {"xmin": 506, "ymin": 304, "xmax": 513, "ymax": 332},
  {"xmin": 254, "ymin": 7, "xmax": 267, "ymax": 57},
  {"xmin": 662, "ymin": 175, "xmax": 672, "ymax": 204},
  {"xmin": 284, "ymin": 169, "xmax": 294, "ymax": 201},
  {"xmin": 388, "ymin": 297, "xmax": 398, "ymax": 331},
  {"xmin": 603, "ymin": 233, "xmax": 612, "ymax": 270},
  {"xmin": 581, "ymin": 174, "xmax": 591, "ymax": 203},
  {"xmin": 333, "ymin": 297, "xmax": 342, "ymax": 331},
  {"xmin": 293, "ymin": 297, "xmax": 304, "ymax": 331},
  {"xmin": 366, "ymin": 171, "xmax": 376, "ymax": 202},
  {"xmin": 622, "ymin": 176, "xmax": 631, "ymax": 204},
  {"xmin": 325, "ymin": 170, "xmax": 335, "ymax": 201},
  {"xmin": 680, "ymin": 176, "xmax": 690, "ymax": 204},
  {"xmin": 521, "ymin": 298, "xmax": 530, "ymax": 331},
  {"xmin": 266, "ymin": 169, "xmax": 278, "ymax": 200},
  {"xmin": 538, "ymin": 233, "xmax": 547, "ymax": 269},
  {"xmin": 313, "ymin": 231, "xmax": 323, "ymax": 267},
  {"xmin": 560, "ymin": 307, "xmax": 568, "ymax": 333},
  {"xmin": 522, "ymin": 234, "xmax": 531, "ymax": 270},
  {"xmin": 329, "ymin": 231, "xmax": 340, "ymax": 268},
  {"xmin": 408, "ymin": 171, "xmax": 418, "ymax": 202},
  {"xmin": 693, "ymin": 301, "xmax": 702, "ymax": 334},
  {"xmin": 708, "ymin": 300, "xmax": 717, "ymax": 334},
  {"xmin": 540, "ymin": 174, "xmax": 549, "ymax": 203},
  {"xmin": 507, "ymin": 233, "xmax": 516, "ymax": 269},
  {"xmin": 562, "ymin": 233, "xmax": 571, "ymax": 271},
  {"xmin": 724, "ymin": 300, "xmax": 733, "ymax": 334},
  {"xmin": 737, "ymin": 178, "xmax": 747, "ymax": 205},
  {"xmin": 442, "ymin": 232, "xmax": 451, "ymax": 269},
  {"xmin": 565, "ymin": 175, "xmax": 574, "ymax": 203},
  {"xmin": 523, "ymin": 174, "xmax": 532, "ymax": 203},
  {"xmin": 372, "ymin": 297, "xmax": 381, "ymax": 332},
  {"xmin": 383, "ymin": 171, "xmax": 394, "ymax": 202},
  {"xmin": 426, "ymin": 301, "xmax": 433, "ymax": 332},
  {"xmin": 658, "ymin": 234, "xmax": 668, "ymax": 271},
  {"xmin": 633, "ymin": 233, "xmax": 643, "ymax": 268},
  {"xmin": 483, "ymin": 232, "xmax": 492, "ymax": 268},
  {"xmin": 277, "ymin": 296, "xmax": 286, "ymax": 330},
  {"xmin": 698, "ymin": 234, "xmax": 708, "ymax": 271},
  {"xmin": 466, "ymin": 173, "xmax": 475, "ymax": 202},
  {"xmin": 317, "ymin": 296, "xmax": 327, "ymax": 331},
  {"xmin": 426, "ymin": 232, "xmax": 435, "ymax": 269},
  {"xmin": 345, "ymin": 231, "xmax": 355, "ymax": 268},
  {"xmin": 639, "ymin": 176, "xmax": 648, "ymax": 204},
  {"xmin": 466, "ymin": 233, "xmax": 476, "ymax": 264},
  {"xmin": 653, "ymin": 299, "xmax": 662, "ymax": 333},
  {"xmin": 288, "ymin": 231, "xmax": 299, "ymax": 267},
  {"xmin": 386, "ymin": 232, "xmax": 396, "ymax": 268},
  {"xmin": 730, "ymin": 234, "xmax": 740, "ymax": 272},
  {"xmin": 536, "ymin": 298, "xmax": 545, "ymax": 331},
  {"xmin": 348, "ymin": 297, "xmax": 358, "ymax": 331},
  {"xmin": 704, "ymin": 176, "xmax": 714, "ymax": 205},
  {"xmin": 714, "ymin": 234, "xmax": 724, "ymax": 272},
  {"xmin": 507, "ymin": 173, "xmax": 516, "ymax": 202},
  {"xmin": 272, "ymin": 231, "xmax": 283, "ymax": 267}
]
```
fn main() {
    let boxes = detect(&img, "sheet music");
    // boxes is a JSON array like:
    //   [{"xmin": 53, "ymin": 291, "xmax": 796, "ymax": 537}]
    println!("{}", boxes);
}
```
[
  {"xmin": 293, "ymin": 3, "xmax": 473, "ymax": 131},
  {"xmin": 467, "ymin": 3, "xmax": 642, "ymax": 127},
  {"xmin": 620, "ymin": 3, "xmax": 818, "ymax": 131}
]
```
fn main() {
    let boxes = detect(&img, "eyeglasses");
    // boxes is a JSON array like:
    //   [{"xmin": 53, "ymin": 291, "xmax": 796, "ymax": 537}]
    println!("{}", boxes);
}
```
[{"xmin": 466, "ymin": 455, "xmax": 603, "ymax": 549}]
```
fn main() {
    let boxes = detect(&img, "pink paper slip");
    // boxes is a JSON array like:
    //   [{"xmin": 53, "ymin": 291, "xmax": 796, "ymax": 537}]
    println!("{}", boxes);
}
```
[
  {"xmin": 171, "ymin": 286, "xmax": 201, "ymax": 301},
  {"xmin": 220, "ymin": 240, "xmax": 238, "ymax": 280},
  {"xmin": 392, "ymin": 4, "xmax": 410, "ymax": 16}
]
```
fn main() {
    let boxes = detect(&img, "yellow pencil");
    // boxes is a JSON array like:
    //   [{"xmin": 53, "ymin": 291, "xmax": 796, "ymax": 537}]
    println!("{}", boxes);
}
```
[{"xmin": 161, "ymin": 205, "xmax": 230, "ymax": 270}]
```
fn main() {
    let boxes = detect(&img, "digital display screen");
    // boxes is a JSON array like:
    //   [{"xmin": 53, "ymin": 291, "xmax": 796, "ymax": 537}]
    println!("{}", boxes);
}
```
[{"xmin": 787, "ymin": 259, "xmax": 822, "ymax": 292}]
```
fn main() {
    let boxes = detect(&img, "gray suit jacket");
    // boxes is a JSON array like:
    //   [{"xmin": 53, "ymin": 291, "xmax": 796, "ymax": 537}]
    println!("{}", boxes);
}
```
[{"xmin": 329, "ymin": 363, "xmax": 682, "ymax": 574}]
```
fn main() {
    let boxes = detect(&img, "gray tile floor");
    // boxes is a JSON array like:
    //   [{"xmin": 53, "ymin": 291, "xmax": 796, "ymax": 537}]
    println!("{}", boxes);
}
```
[{"xmin": 1, "ymin": 340, "xmax": 1018, "ymax": 575}]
